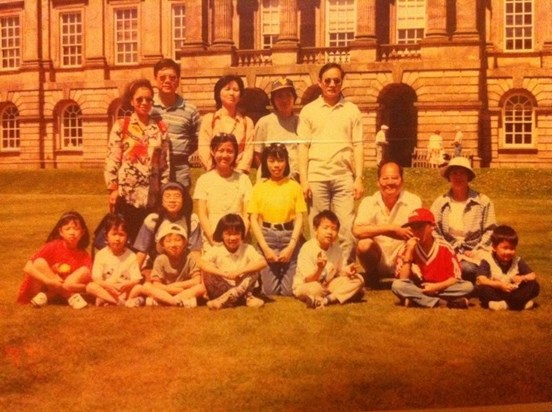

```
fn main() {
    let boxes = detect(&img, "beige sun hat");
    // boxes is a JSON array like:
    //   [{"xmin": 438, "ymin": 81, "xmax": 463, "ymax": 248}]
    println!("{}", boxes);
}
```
[{"xmin": 441, "ymin": 156, "xmax": 475, "ymax": 182}]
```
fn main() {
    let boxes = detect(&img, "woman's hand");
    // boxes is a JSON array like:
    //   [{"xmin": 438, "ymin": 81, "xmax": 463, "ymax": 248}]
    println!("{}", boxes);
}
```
[{"xmin": 108, "ymin": 190, "xmax": 118, "ymax": 212}]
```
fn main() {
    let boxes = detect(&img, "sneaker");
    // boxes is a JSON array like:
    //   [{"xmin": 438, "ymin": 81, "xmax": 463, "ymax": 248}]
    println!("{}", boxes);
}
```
[
  {"xmin": 304, "ymin": 295, "xmax": 325, "ymax": 309},
  {"xmin": 125, "ymin": 297, "xmax": 145, "ymax": 308},
  {"xmin": 30, "ymin": 292, "xmax": 48, "ymax": 308},
  {"xmin": 245, "ymin": 294, "xmax": 264, "ymax": 309},
  {"xmin": 403, "ymin": 298, "xmax": 412, "ymax": 308},
  {"xmin": 145, "ymin": 297, "xmax": 159, "ymax": 307},
  {"xmin": 447, "ymin": 297, "xmax": 469, "ymax": 309},
  {"xmin": 489, "ymin": 300, "xmax": 508, "ymax": 311},
  {"xmin": 524, "ymin": 300, "xmax": 535, "ymax": 310},
  {"xmin": 176, "ymin": 297, "xmax": 197, "ymax": 308},
  {"xmin": 207, "ymin": 289, "xmax": 239, "ymax": 310},
  {"xmin": 68, "ymin": 293, "xmax": 88, "ymax": 310},
  {"xmin": 95, "ymin": 297, "xmax": 109, "ymax": 307}
]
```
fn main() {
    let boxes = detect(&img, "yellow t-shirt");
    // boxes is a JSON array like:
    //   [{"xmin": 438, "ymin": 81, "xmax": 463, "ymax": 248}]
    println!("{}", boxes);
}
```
[{"xmin": 247, "ymin": 178, "xmax": 307, "ymax": 224}]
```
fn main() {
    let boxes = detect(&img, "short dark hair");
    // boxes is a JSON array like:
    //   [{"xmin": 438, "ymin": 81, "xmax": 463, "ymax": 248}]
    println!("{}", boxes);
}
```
[
  {"xmin": 377, "ymin": 161, "xmax": 404, "ymax": 179},
  {"xmin": 122, "ymin": 79, "xmax": 154, "ymax": 108},
  {"xmin": 214, "ymin": 75, "xmax": 245, "ymax": 109},
  {"xmin": 213, "ymin": 214, "xmax": 246, "ymax": 243},
  {"xmin": 491, "ymin": 225, "xmax": 518, "ymax": 247},
  {"xmin": 210, "ymin": 133, "xmax": 239, "ymax": 169},
  {"xmin": 260, "ymin": 143, "xmax": 290, "ymax": 179},
  {"xmin": 318, "ymin": 63, "xmax": 345, "ymax": 80},
  {"xmin": 103, "ymin": 213, "xmax": 129, "ymax": 237},
  {"xmin": 313, "ymin": 210, "xmax": 340, "ymax": 231},
  {"xmin": 153, "ymin": 58, "xmax": 181, "ymax": 78}
]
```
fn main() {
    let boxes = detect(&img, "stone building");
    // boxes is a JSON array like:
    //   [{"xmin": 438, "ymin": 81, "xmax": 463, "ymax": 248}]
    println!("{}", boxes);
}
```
[{"xmin": 0, "ymin": 0, "xmax": 551, "ymax": 169}]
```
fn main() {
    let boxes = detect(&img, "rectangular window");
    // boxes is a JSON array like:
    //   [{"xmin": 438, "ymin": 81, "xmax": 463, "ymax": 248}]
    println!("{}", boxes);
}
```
[
  {"xmin": 327, "ymin": 0, "xmax": 355, "ymax": 47},
  {"xmin": 261, "ymin": 0, "xmax": 279, "ymax": 49},
  {"xmin": 0, "ymin": 16, "xmax": 20, "ymax": 70},
  {"xmin": 115, "ymin": 8, "xmax": 138, "ymax": 64},
  {"xmin": 396, "ymin": 0, "xmax": 425, "ymax": 44},
  {"xmin": 505, "ymin": 0, "xmax": 533, "ymax": 51},
  {"xmin": 172, "ymin": 4, "xmax": 185, "ymax": 60},
  {"xmin": 61, "ymin": 12, "xmax": 83, "ymax": 67}
]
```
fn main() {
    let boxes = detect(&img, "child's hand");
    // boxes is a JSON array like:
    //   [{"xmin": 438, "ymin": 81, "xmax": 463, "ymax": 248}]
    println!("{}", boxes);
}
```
[
  {"xmin": 316, "ymin": 251, "xmax": 327, "ymax": 269},
  {"xmin": 343, "ymin": 263, "xmax": 358, "ymax": 278},
  {"xmin": 224, "ymin": 270, "xmax": 241, "ymax": 280},
  {"xmin": 278, "ymin": 245, "xmax": 294, "ymax": 263},
  {"xmin": 500, "ymin": 283, "xmax": 517, "ymax": 293},
  {"xmin": 264, "ymin": 248, "xmax": 279, "ymax": 263},
  {"xmin": 421, "ymin": 283, "xmax": 439, "ymax": 295}
]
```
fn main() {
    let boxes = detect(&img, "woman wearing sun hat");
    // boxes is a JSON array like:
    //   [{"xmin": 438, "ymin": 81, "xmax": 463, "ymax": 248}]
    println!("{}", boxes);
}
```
[
  {"xmin": 254, "ymin": 77, "xmax": 300, "ymax": 180},
  {"xmin": 430, "ymin": 157, "xmax": 497, "ymax": 283}
]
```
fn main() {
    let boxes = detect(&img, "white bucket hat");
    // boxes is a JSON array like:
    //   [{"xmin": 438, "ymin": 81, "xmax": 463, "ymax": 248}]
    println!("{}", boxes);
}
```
[{"xmin": 441, "ymin": 156, "xmax": 475, "ymax": 182}]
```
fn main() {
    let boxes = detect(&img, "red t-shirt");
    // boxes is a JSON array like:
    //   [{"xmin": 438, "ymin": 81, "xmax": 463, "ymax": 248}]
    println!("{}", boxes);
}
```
[{"xmin": 17, "ymin": 239, "xmax": 91, "ymax": 303}]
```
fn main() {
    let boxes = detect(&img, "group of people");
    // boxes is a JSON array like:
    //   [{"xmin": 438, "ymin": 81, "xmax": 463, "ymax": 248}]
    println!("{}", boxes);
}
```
[{"xmin": 17, "ymin": 60, "xmax": 540, "ymax": 312}]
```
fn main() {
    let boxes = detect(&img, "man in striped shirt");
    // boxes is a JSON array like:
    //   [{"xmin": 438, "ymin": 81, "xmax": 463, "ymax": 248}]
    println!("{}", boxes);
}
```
[{"xmin": 152, "ymin": 58, "xmax": 201, "ymax": 190}]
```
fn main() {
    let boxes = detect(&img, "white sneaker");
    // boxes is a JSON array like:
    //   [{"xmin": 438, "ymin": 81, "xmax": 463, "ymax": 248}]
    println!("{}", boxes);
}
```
[
  {"xmin": 524, "ymin": 300, "xmax": 535, "ymax": 310},
  {"xmin": 145, "ymin": 297, "xmax": 159, "ymax": 306},
  {"xmin": 31, "ymin": 292, "xmax": 48, "ymax": 308},
  {"xmin": 176, "ymin": 297, "xmax": 197, "ymax": 308},
  {"xmin": 488, "ymin": 300, "xmax": 508, "ymax": 311},
  {"xmin": 245, "ymin": 294, "xmax": 264, "ymax": 308},
  {"xmin": 125, "ymin": 297, "xmax": 145, "ymax": 308},
  {"xmin": 68, "ymin": 293, "xmax": 88, "ymax": 310}
]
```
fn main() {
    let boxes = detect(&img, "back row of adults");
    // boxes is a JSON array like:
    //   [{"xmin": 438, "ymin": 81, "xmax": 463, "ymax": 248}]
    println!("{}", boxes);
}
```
[{"xmin": 104, "ymin": 58, "xmax": 496, "ymax": 287}]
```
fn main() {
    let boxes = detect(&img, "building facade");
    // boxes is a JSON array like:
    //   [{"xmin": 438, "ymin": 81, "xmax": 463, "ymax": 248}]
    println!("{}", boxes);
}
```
[{"xmin": 0, "ymin": 0, "xmax": 551, "ymax": 169}]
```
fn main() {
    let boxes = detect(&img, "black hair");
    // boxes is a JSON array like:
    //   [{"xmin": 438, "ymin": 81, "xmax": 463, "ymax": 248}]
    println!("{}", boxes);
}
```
[
  {"xmin": 150, "ymin": 182, "xmax": 193, "ymax": 244},
  {"xmin": 122, "ymin": 79, "xmax": 154, "ymax": 108},
  {"xmin": 313, "ymin": 210, "xmax": 340, "ymax": 231},
  {"xmin": 47, "ymin": 211, "xmax": 90, "ymax": 250},
  {"xmin": 377, "ymin": 161, "xmax": 404, "ymax": 179},
  {"xmin": 214, "ymin": 75, "xmax": 245, "ymax": 109},
  {"xmin": 318, "ymin": 63, "xmax": 345, "ymax": 80},
  {"xmin": 260, "ymin": 143, "xmax": 290, "ymax": 179},
  {"xmin": 212, "ymin": 213, "xmax": 246, "ymax": 243},
  {"xmin": 210, "ymin": 133, "xmax": 239, "ymax": 169},
  {"xmin": 153, "ymin": 58, "xmax": 181, "ymax": 78},
  {"xmin": 103, "ymin": 213, "xmax": 129, "ymax": 236},
  {"xmin": 491, "ymin": 225, "xmax": 519, "ymax": 247}
]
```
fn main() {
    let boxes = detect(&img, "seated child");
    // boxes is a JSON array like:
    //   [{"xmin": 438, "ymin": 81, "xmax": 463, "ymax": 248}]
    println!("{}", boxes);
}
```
[
  {"xmin": 199, "ymin": 213, "xmax": 267, "ymax": 310},
  {"xmin": 141, "ymin": 222, "xmax": 204, "ymax": 307},
  {"xmin": 392, "ymin": 208, "xmax": 473, "ymax": 308},
  {"xmin": 86, "ymin": 214, "xmax": 143, "ymax": 307},
  {"xmin": 18, "ymin": 211, "xmax": 92, "ymax": 309},
  {"xmin": 476, "ymin": 225, "xmax": 539, "ymax": 311},
  {"xmin": 293, "ymin": 210, "xmax": 364, "ymax": 309}
]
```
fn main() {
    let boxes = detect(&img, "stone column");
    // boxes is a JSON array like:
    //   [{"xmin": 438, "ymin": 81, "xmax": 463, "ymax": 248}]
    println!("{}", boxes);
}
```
[
  {"xmin": 84, "ymin": 0, "xmax": 107, "ymax": 69},
  {"xmin": 453, "ymin": 0, "xmax": 478, "ymax": 40},
  {"xmin": 141, "ymin": 1, "xmax": 163, "ymax": 63},
  {"xmin": 211, "ymin": 0, "xmax": 234, "ymax": 50},
  {"xmin": 275, "ymin": 0, "xmax": 299, "ymax": 47},
  {"xmin": 425, "ymin": 0, "xmax": 447, "ymax": 40},
  {"xmin": 349, "ymin": 0, "xmax": 377, "ymax": 63},
  {"xmin": 182, "ymin": 0, "xmax": 207, "ymax": 50}
]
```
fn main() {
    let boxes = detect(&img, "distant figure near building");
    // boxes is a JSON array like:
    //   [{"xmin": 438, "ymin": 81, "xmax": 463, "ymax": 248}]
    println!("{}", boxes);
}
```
[
  {"xmin": 375, "ymin": 124, "xmax": 389, "ymax": 167},
  {"xmin": 453, "ymin": 126, "xmax": 463, "ymax": 158},
  {"xmin": 427, "ymin": 130, "xmax": 445, "ymax": 167}
]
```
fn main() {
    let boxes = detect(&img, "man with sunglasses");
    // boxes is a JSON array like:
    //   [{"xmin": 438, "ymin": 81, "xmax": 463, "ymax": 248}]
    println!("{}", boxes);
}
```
[
  {"xmin": 298, "ymin": 63, "xmax": 365, "ymax": 263},
  {"xmin": 151, "ymin": 58, "xmax": 201, "ymax": 190}
]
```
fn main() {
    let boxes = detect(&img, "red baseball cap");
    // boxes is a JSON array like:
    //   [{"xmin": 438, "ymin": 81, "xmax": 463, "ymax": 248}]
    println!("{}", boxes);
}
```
[{"xmin": 402, "ymin": 208, "xmax": 435, "ymax": 227}]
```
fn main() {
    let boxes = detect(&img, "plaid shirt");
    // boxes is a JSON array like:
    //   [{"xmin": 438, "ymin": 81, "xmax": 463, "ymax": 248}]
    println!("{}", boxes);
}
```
[{"xmin": 431, "ymin": 188, "xmax": 496, "ymax": 254}]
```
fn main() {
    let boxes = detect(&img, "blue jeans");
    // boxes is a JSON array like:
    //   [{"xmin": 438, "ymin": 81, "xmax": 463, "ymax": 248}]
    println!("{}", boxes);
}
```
[
  {"xmin": 309, "ymin": 175, "xmax": 355, "ymax": 263},
  {"xmin": 391, "ymin": 279, "xmax": 474, "ymax": 308},
  {"xmin": 259, "ymin": 227, "xmax": 302, "ymax": 296}
]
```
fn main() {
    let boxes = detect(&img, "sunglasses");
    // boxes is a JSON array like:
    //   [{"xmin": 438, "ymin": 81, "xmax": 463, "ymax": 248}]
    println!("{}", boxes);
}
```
[
  {"xmin": 135, "ymin": 97, "xmax": 153, "ymax": 104},
  {"xmin": 159, "ymin": 75, "xmax": 178, "ymax": 82},
  {"xmin": 323, "ymin": 78, "xmax": 342, "ymax": 86}
]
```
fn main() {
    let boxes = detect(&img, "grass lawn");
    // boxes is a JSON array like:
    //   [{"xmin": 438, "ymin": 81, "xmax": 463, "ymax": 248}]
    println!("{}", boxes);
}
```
[{"xmin": 1, "ymin": 168, "xmax": 551, "ymax": 411}]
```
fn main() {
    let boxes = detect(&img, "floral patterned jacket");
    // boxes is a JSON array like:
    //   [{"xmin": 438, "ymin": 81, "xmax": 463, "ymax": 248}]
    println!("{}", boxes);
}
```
[{"xmin": 104, "ymin": 113, "xmax": 170, "ymax": 208}]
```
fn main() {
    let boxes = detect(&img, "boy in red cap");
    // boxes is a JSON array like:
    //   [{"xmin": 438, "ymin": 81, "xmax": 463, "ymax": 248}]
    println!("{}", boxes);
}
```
[{"xmin": 392, "ymin": 208, "xmax": 473, "ymax": 308}]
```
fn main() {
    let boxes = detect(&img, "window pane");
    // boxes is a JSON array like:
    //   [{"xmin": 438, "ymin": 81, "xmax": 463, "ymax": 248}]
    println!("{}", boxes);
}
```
[
  {"xmin": 503, "ymin": 94, "xmax": 533, "ymax": 147},
  {"xmin": 61, "ymin": 104, "xmax": 83, "ymax": 149},
  {"xmin": 504, "ymin": 0, "xmax": 533, "ymax": 51},
  {"xmin": 115, "ymin": 8, "xmax": 138, "ymax": 64},
  {"xmin": 0, "ymin": 16, "xmax": 20, "ymax": 69}
]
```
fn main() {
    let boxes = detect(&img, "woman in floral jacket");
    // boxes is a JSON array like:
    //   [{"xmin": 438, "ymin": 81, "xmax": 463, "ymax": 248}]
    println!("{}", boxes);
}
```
[{"xmin": 104, "ymin": 79, "xmax": 170, "ymax": 243}]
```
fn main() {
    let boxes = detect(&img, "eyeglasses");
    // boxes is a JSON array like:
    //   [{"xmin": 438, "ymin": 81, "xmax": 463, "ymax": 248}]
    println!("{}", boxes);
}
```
[
  {"xmin": 323, "ymin": 78, "xmax": 342, "ymax": 86},
  {"xmin": 159, "ymin": 75, "xmax": 178, "ymax": 82},
  {"xmin": 135, "ymin": 97, "xmax": 153, "ymax": 104}
]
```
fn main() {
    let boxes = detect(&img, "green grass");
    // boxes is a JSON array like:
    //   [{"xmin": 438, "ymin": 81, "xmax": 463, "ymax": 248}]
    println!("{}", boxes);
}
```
[{"xmin": 1, "ymin": 168, "xmax": 551, "ymax": 411}]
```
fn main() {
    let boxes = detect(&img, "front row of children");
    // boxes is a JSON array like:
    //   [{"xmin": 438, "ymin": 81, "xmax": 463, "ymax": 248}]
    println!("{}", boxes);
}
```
[{"xmin": 18, "ymin": 204, "xmax": 539, "ymax": 312}]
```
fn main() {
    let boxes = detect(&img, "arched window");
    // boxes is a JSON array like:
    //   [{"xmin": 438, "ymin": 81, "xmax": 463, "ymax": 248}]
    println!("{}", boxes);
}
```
[
  {"xmin": 1, "ymin": 104, "xmax": 19, "ymax": 151},
  {"xmin": 61, "ymin": 103, "xmax": 83, "ymax": 149},
  {"xmin": 503, "ymin": 94, "xmax": 533, "ymax": 147}
]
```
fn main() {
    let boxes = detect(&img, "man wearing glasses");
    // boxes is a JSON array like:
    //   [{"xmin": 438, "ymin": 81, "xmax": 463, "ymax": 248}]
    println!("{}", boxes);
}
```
[
  {"xmin": 298, "ymin": 63, "xmax": 365, "ymax": 263},
  {"xmin": 151, "ymin": 58, "xmax": 201, "ymax": 190}
]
